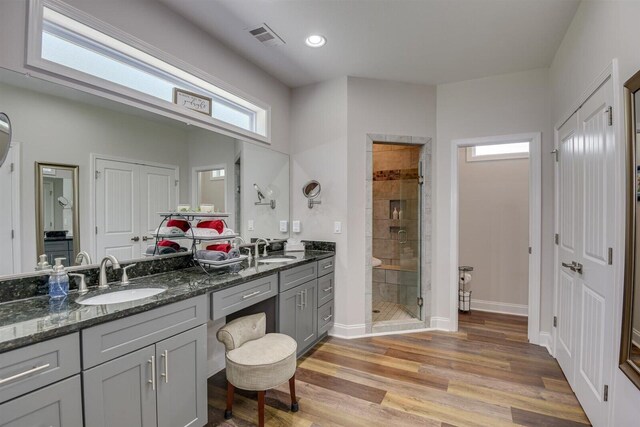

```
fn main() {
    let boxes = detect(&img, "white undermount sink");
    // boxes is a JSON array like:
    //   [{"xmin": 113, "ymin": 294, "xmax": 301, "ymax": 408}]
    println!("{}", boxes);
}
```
[
  {"xmin": 258, "ymin": 256, "xmax": 298, "ymax": 264},
  {"xmin": 77, "ymin": 288, "xmax": 166, "ymax": 305}
]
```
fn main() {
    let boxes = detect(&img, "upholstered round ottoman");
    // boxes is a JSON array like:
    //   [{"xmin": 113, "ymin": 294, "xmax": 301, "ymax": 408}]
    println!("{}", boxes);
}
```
[{"xmin": 217, "ymin": 313, "xmax": 299, "ymax": 427}]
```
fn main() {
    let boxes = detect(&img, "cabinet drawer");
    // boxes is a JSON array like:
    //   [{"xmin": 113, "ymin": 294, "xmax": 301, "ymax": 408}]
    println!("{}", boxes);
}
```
[
  {"xmin": 317, "ymin": 257, "xmax": 335, "ymax": 277},
  {"xmin": 317, "ymin": 273, "xmax": 335, "ymax": 307},
  {"xmin": 0, "ymin": 333, "xmax": 80, "ymax": 404},
  {"xmin": 318, "ymin": 302, "xmax": 334, "ymax": 336},
  {"xmin": 0, "ymin": 375, "xmax": 83, "ymax": 427},
  {"xmin": 211, "ymin": 274, "xmax": 277, "ymax": 321},
  {"xmin": 82, "ymin": 296, "xmax": 207, "ymax": 369},
  {"xmin": 279, "ymin": 262, "xmax": 317, "ymax": 292}
]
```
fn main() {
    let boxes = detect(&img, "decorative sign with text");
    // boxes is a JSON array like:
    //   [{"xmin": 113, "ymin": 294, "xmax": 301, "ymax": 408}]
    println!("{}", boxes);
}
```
[{"xmin": 173, "ymin": 88, "xmax": 212, "ymax": 116}]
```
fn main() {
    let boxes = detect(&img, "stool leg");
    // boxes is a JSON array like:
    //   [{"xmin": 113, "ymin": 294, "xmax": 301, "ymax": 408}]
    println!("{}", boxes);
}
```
[
  {"xmin": 258, "ymin": 390, "xmax": 265, "ymax": 427},
  {"xmin": 224, "ymin": 381, "xmax": 234, "ymax": 419},
  {"xmin": 289, "ymin": 374, "xmax": 299, "ymax": 412}
]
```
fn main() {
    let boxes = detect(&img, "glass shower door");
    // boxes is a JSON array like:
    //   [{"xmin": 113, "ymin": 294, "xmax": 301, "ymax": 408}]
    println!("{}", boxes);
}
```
[{"xmin": 396, "ymin": 151, "xmax": 422, "ymax": 319}]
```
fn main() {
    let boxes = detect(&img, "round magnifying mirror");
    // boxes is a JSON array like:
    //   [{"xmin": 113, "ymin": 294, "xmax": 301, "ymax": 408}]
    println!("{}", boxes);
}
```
[
  {"xmin": 302, "ymin": 180, "xmax": 321, "ymax": 199},
  {"xmin": 0, "ymin": 113, "xmax": 12, "ymax": 168}
]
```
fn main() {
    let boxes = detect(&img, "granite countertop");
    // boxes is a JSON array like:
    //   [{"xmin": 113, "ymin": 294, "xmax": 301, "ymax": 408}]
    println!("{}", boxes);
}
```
[{"xmin": 0, "ymin": 250, "xmax": 334, "ymax": 353}]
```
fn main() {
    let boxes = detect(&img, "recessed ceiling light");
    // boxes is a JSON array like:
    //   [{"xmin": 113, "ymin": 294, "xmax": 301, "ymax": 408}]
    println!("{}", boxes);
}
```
[{"xmin": 305, "ymin": 34, "xmax": 326, "ymax": 48}]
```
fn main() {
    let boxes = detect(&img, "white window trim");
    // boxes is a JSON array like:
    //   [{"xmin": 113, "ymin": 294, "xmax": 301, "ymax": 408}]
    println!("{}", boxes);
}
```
[
  {"xmin": 465, "ymin": 144, "xmax": 530, "ymax": 162},
  {"xmin": 26, "ymin": 0, "xmax": 271, "ymax": 144}
]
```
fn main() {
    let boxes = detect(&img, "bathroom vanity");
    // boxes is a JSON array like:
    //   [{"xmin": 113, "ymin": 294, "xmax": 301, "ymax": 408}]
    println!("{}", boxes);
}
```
[{"xmin": 0, "ymin": 252, "xmax": 334, "ymax": 427}]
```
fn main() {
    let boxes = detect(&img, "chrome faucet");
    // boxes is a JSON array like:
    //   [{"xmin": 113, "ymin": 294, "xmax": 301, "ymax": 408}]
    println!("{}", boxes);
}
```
[
  {"xmin": 98, "ymin": 255, "xmax": 121, "ymax": 289},
  {"xmin": 231, "ymin": 236, "xmax": 245, "ymax": 249},
  {"xmin": 255, "ymin": 238, "xmax": 270, "ymax": 258},
  {"xmin": 75, "ymin": 251, "xmax": 92, "ymax": 265}
]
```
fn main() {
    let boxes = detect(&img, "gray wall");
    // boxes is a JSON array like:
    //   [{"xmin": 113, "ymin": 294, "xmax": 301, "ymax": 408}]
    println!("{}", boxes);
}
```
[{"xmin": 458, "ymin": 148, "xmax": 529, "ymax": 307}]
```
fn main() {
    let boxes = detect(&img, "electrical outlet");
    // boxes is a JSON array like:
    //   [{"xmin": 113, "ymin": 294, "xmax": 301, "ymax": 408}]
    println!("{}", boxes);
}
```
[
  {"xmin": 248, "ymin": 220, "xmax": 254, "ymax": 231},
  {"xmin": 292, "ymin": 220, "xmax": 301, "ymax": 233},
  {"xmin": 334, "ymin": 221, "xmax": 342, "ymax": 234},
  {"xmin": 279, "ymin": 220, "xmax": 288, "ymax": 232}
]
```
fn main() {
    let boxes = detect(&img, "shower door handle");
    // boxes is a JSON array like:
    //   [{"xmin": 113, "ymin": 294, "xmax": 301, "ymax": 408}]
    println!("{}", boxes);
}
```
[{"xmin": 398, "ymin": 229, "xmax": 408, "ymax": 244}]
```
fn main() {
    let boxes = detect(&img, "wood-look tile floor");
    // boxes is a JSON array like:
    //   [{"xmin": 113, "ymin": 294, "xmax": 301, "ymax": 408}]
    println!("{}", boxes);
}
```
[{"xmin": 206, "ymin": 311, "xmax": 590, "ymax": 426}]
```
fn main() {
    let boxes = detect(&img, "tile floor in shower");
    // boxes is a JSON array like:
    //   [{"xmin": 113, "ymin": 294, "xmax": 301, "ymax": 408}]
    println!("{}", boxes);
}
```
[{"xmin": 372, "ymin": 301, "xmax": 415, "ymax": 322}]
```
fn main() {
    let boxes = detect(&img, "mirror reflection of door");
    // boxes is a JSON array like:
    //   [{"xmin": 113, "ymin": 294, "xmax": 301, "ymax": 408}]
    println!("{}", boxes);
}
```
[
  {"xmin": 632, "ymin": 90, "xmax": 640, "ymax": 367},
  {"xmin": 196, "ymin": 167, "xmax": 226, "ymax": 212}
]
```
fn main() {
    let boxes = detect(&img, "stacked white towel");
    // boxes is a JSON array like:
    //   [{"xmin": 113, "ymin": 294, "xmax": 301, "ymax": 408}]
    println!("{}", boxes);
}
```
[
  {"xmin": 191, "ymin": 228, "xmax": 220, "ymax": 238},
  {"xmin": 153, "ymin": 226, "xmax": 185, "ymax": 237}
]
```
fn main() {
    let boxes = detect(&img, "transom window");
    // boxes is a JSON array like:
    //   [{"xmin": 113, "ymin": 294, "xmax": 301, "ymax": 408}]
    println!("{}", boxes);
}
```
[
  {"xmin": 466, "ymin": 142, "xmax": 529, "ymax": 162},
  {"xmin": 28, "ymin": 2, "xmax": 269, "ymax": 140}
]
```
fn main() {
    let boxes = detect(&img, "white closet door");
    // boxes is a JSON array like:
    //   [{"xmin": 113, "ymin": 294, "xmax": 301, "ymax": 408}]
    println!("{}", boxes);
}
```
[
  {"xmin": 556, "ymin": 112, "xmax": 580, "ymax": 382},
  {"xmin": 573, "ymin": 78, "xmax": 615, "ymax": 427},
  {"xmin": 95, "ymin": 159, "xmax": 141, "ymax": 260},
  {"xmin": 139, "ymin": 165, "xmax": 177, "ymax": 256}
]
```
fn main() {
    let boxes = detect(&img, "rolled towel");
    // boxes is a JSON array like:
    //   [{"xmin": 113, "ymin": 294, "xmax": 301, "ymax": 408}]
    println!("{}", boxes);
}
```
[
  {"xmin": 222, "ymin": 228, "xmax": 236, "ymax": 236},
  {"xmin": 158, "ymin": 240, "xmax": 181, "ymax": 251},
  {"xmin": 167, "ymin": 219, "xmax": 190, "ymax": 232},
  {"xmin": 195, "ymin": 250, "xmax": 228, "ymax": 261},
  {"xmin": 153, "ymin": 226, "xmax": 185, "ymax": 237},
  {"xmin": 207, "ymin": 243, "xmax": 231, "ymax": 253},
  {"xmin": 197, "ymin": 220, "xmax": 224, "ymax": 234},
  {"xmin": 191, "ymin": 228, "xmax": 219, "ymax": 238},
  {"xmin": 227, "ymin": 248, "xmax": 241, "ymax": 259}
]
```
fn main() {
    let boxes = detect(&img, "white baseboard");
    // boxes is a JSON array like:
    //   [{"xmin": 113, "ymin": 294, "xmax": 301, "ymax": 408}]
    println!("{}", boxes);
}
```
[
  {"xmin": 471, "ymin": 299, "xmax": 528, "ymax": 317},
  {"xmin": 430, "ymin": 316, "xmax": 451, "ymax": 331},
  {"xmin": 539, "ymin": 332, "xmax": 553, "ymax": 356},
  {"xmin": 633, "ymin": 328, "xmax": 640, "ymax": 348},
  {"xmin": 329, "ymin": 323, "xmax": 367, "ymax": 338}
]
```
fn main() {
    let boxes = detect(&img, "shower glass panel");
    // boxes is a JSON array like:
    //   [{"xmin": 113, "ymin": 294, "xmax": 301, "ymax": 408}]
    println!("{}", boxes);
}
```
[{"xmin": 372, "ymin": 143, "xmax": 422, "ymax": 322}]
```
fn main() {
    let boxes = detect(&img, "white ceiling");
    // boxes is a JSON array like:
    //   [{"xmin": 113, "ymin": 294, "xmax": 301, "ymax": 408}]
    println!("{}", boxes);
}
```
[{"xmin": 158, "ymin": 0, "xmax": 580, "ymax": 88}]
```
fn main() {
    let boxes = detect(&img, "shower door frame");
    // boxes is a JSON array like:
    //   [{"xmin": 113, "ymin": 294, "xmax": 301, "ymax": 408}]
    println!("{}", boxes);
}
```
[{"xmin": 365, "ymin": 134, "xmax": 432, "ymax": 334}]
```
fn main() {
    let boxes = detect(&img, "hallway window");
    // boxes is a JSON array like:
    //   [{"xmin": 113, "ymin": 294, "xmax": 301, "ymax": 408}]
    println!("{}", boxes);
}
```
[{"xmin": 467, "ymin": 142, "xmax": 529, "ymax": 162}]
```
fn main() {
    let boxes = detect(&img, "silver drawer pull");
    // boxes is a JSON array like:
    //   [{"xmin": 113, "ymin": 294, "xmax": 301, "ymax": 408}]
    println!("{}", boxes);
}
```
[
  {"xmin": 0, "ymin": 363, "xmax": 50, "ymax": 385},
  {"xmin": 323, "ymin": 263, "xmax": 333, "ymax": 269},
  {"xmin": 323, "ymin": 286, "xmax": 333, "ymax": 292},
  {"xmin": 161, "ymin": 350, "xmax": 169, "ymax": 383},
  {"xmin": 148, "ymin": 356, "xmax": 156, "ymax": 391},
  {"xmin": 323, "ymin": 314, "xmax": 333, "ymax": 322},
  {"xmin": 304, "ymin": 333, "xmax": 314, "ymax": 342},
  {"xmin": 242, "ymin": 290, "xmax": 261, "ymax": 299}
]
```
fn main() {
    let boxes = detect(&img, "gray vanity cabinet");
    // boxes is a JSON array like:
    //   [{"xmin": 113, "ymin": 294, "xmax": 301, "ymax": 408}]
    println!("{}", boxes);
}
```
[
  {"xmin": 0, "ymin": 375, "xmax": 83, "ymax": 427},
  {"xmin": 83, "ymin": 345, "xmax": 158, "ymax": 427},
  {"xmin": 279, "ymin": 279, "xmax": 318, "ymax": 355}
]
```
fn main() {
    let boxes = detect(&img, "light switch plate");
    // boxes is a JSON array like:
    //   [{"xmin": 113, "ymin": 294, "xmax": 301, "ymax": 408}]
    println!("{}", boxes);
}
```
[
  {"xmin": 292, "ymin": 220, "xmax": 301, "ymax": 233},
  {"xmin": 279, "ymin": 220, "xmax": 288, "ymax": 232},
  {"xmin": 334, "ymin": 221, "xmax": 342, "ymax": 234},
  {"xmin": 248, "ymin": 220, "xmax": 254, "ymax": 231}
]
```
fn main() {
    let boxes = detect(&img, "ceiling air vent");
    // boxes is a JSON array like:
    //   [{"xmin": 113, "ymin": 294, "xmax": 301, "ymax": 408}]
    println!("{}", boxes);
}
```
[{"xmin": 247, "ymin": 23, "xmax": 285, "ymax": 47}]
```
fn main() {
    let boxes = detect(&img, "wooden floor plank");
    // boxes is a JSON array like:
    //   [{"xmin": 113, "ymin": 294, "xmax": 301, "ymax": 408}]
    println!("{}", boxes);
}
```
[{"xmin": 205, "ymin": 311, "xmax": 590, "ymax": 426}]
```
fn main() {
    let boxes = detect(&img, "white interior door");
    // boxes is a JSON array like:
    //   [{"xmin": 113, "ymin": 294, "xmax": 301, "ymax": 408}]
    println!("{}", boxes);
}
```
[
  {"xmin": 0, "ymin": 147, "xmax": 16, "ymax": 275},
  {"xmin": 139, "ymin": 165, "xmax": 177, "ymax": 256},
  {"xmin": 95, "ymin": 159, "xmax": 141, "ymax": 260},
  {"xmin": 572, "ymin": 78, "xmax": 615, "ymax": 427},
  {"xmin": 556, "ymin": 112, "xmax": 579, "ymax": 382},
  {"xmin": 43, "ymin": 181, "xmax": 54, "ymax": 231},
  {"xmin": 554, "ymin": 78, "xmax": 615, "ymax": 426}
]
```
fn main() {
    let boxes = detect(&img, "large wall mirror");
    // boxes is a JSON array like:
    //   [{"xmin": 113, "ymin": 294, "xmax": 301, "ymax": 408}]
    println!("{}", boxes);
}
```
[
  {"xmin": 0, "ymin": 67, "xmax": 290, "ymax": 278},
  {"xmin": 35, "ymin": 162, "xmax": 80, "ymax": 267},
  {"xmin": 622, "ymin": 69, "xmax": 640, "ymax": 389}
]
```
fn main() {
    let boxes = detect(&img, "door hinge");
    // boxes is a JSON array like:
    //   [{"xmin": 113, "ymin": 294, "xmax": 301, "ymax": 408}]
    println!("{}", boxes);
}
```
[
  {"xmin": 606, "ymin": 106, "xmax": 613, "ymax": 126},
  {"xmin": 95, "ymin": 226, "xmax": 98, "ymax": 235},
  {"xmin": 551, "ymin": 149, "xmax": 559, "ymax": 162},
  {"xmin": 175, "ymin": 179, "xmax": 179, "ymax": 187},
  {"xmin": 608, "ymin": 247, "xmax": 613, "ymax": 265},
  {"xmin": 553, "ymin": 316, "xmax": 558, "ymax": 328},
  {"xmin": 95, "ymin": 170, "xmax": 101, "ymax": 179},
  {"xmin": 11, "ymin": 229, "xmax": 14, "ymax": 239},
  {"xmin": 604, "ymin": 384, "xmax": 609, "ymax": 402},
  {"xmin": 528, "ymin": 247, "xmax": 532, "ymax": 254},
  {"xmin": 9, "ymin": 162, "xmax": 14, "ymax": 172},
  {"xmin": 555, "ymin": 233, "xmax": 559, "ymax": 245},
  {"xmin": 417, "ymin": 297, "xmax": 424, "ymax": 307}
]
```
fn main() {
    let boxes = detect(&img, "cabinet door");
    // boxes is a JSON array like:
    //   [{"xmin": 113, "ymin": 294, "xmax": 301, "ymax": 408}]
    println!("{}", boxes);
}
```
[
  {"xmin": 0, "ymin": 375, "xmax": 83, "ymax": 427},
  {"xmin": 84, "ymin": 345, "xmax": 157, "ymax": 427},
  {"xmin": 296, "ymin": 280, "xmax": 318, "ymax": 354},
  {"xmin": 278, "ymin": 285, "xmax": 301, "ymax": 341},
  {"xmin": 156, "ymin": 325, "xmax": 207, "ymax": 427}
]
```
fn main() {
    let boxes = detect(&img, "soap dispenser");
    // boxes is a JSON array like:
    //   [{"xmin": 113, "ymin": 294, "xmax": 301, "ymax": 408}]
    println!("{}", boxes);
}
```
[{"xmin": 48, "ymin": 258, "xmax": 69, "ymax": 299}]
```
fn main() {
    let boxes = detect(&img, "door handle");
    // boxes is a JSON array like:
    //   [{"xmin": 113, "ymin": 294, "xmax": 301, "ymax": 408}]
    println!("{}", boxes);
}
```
[
  {"xmin": 160, "ymin": 350, "xmax": 169, "ymax": 383},
  {"xmin": 572, "ymin": 262, "xmax": 583, "ymax": 274},
  {"xmin": 142, "ymin": 236, "xmax": 152, "ymax": 241},
  {"xmin": 297, "ymin": 292, "xmax": 303, "ymax": 308},
  {"xmin": 131, "ymin": 236, "xmax": 140, "ymax": 242},
  {"xmin": 148, "ymin": 356, "xmax": 156, "ymax": 391},
  {"xmin": 561, "ymin": 262, "xmax": 576, "ymax": 272}
]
